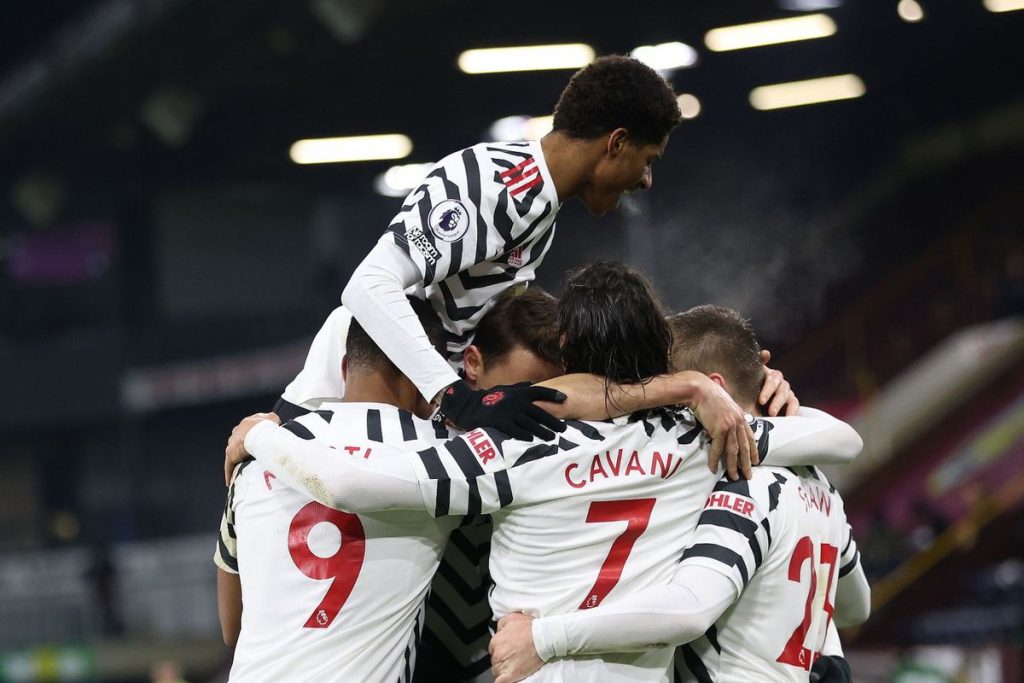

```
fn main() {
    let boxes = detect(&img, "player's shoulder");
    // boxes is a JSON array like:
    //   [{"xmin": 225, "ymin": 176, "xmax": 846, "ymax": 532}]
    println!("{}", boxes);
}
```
[{"xmin": 709, "ymin": 465, "xmax": 796, "ymax": 515}]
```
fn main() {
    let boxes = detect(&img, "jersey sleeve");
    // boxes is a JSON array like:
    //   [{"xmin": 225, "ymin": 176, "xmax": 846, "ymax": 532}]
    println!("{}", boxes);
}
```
[
  {"xmin": 382, "ymin": 147, "xmax": 530, "ymax": 286},
  {"xmin": 213, "ymin": 462, "xmax": 249, "ymax": 574},
  {"xmin": 755, "ymin": 407, "xmax": 863, "ymax": 467},
  {"xmin": 834, "ymin": 520, "xmax": 871, "ymax": 627},
  {"xmin": 677, "ymin": 475, "xmax": 776, "ymax": 595},
  {"xmin": 531, "ymin": 564, "xmax": 736, "ymax": 660},
  {"xmin": 242, "ymin": 415, "xmax": 428, "ymax": 512},
  {"xmin": 416, "ymin": 427, "xmax": 524, "ymax": 518}
]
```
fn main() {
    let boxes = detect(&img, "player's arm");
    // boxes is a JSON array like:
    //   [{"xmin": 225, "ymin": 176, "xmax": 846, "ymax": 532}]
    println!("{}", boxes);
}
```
[
  {"xmin": 834, "ymin": 522, "xmax": 871, "ymax": 627},
  {"xmin": 539, "ymin": 349, "xmax": 797, "ymax": 421},
  {"xmin": 217, "ymin": 569, "xmax": 242, "ymax": 647},
  {"xmin": 538, "ymin": 370, "xmax": 762, "ymax": 480},
  {"xmin": 490, "ymin": 564, "xmax": 734, "ymax": 683},
  {"xmin": 213, "ymin": 469, "xmax": 243, "ymax": 647},
  {"xmin": 490, "ymin": 477, "xmax": 771, "ymax": 682},
  {"xmin": 757, "ymin": 407, "xmax": 863, "ymax": 467},
  {"xmin": 227, "ymin": 414, "xmax": 517, "ymax": 516},
  {"xmin": 228, "ymin": 414, "xmax": 428, "ymax": 512},
  {"xmin": 341, "ymin": 160, "xmax": 564, "ymax": 439}
]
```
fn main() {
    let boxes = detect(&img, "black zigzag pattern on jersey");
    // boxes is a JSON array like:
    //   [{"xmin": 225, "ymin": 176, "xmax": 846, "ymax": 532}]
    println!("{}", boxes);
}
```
[
  {"xmin": 460, "ymin": 149, "xmax": 489, "ymax": 268},
  {"xmin": 418, "ymin": 447, "xmax": 451, "ymax": 517},
  {"xmin": 678, "ymin": 423, "xmax": 704, "ymax": 445},
  {"xmin": 768, "ymin": 472, "xmax": 787, "ymax": 512},
  {"xmin": 712, "ymin": 477, "xmax": 751, "ymax": 498},
  {"xmin": 494, "ymin": 470, "xmax": 513, "ymax": 508},
  {"xmin": 839, "ymin": 552, "xmax": 861, "ymax": 578},
  {"xmin": 513, "ymin": 442, "xmax": 558, "ymax": 467},
  {"xmin": 706, "ymin": 625, "xmax": 721, "ymax": 654},
  {"xmin": 491, "ymin": 184, "xmax": 515, "ymax": 243},
  {"xmin": 458, "ymin": 268, "xmax": 516, "ymax": 290},
  {"xmin": 756, "ymin": 420, "xmax": 774, "ymax": 462},
  {"xmin": 428, "ymin": 166, "xmax": 467, "ymax": 281},
  {"xmin": 398, "ymin": 410, "xmax": 418, "ymax": 441},
  {"xmin": 416, "ymin": 522, "xmax": 493, "ymax": 682},
  {"xmin": 414, "ymin": 191, "xmax": 439, "ymax": 284},
  {"xmin": 438, "ymin": 280, "xmax": 486, "ymax": 322},
  {"xmin": 281, "ymin": 420, "xmax": 315, "ymax": 440},
  {"xmin": 679, "ymin": 644, "xmax": 714, "ymax": 683},
  {"xmin": 217, "ymin": 536, "xmax": 238, "ymax": 572},
  {"xmin": 366, "ymin": 409, "xmax": 383, "ymax": 441},
  {"xmin": 400, "ymin": 601, "xmax": 424, "ymax": 683},
  {"xmin": 273, "ymin": 397, "xmax": 309, "ymax": 422},
  {"xmin": 564, "ymin": 419, "xmax": 606, "ymax": 441},
  {"xmin": 486, "ymin": 145, "xmax": 532, "ymax": 159},
  {"xmin": 681, "ymin": 544, "xmax": 749, "ymax": 586},
  {"xmin": 446, "ymin": 438, "xmax": 486, "ymax": 477},
  {"xmin": 313, "ymin": 410, "xmax": 333, "ymax": 423},
  {"xmin": 697, "ymin": 510, "xmax": 764, "ymax": 569},
  {"xmin": 505, "ymin": 200, "xmax": 554, "ymax": 250}
]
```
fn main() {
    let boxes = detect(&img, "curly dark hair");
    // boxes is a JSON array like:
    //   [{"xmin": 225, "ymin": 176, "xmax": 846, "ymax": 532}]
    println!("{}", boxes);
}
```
[
  {"xmin": 559, "ymin": 262, "xmax": 671, "ymax": 388},
  {"xmin": 668, "ymin": 305, "xmax": 764, "ymax": 407},
  {"xmin": 552, "ymin": 55, "xmax": 681, "ymax": 146}
]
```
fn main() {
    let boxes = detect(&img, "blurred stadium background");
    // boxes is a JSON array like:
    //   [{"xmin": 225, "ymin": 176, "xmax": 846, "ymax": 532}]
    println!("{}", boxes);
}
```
[{"xmin": 0, "ymin": 0, "xmax": 1022, "ymax": 681}]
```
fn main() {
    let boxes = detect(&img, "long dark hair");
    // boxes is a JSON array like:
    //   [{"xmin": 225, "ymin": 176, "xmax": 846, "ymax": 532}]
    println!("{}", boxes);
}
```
[{"xmin": 559, "ymin": 262, "xmax": 671, "ymax": 397}]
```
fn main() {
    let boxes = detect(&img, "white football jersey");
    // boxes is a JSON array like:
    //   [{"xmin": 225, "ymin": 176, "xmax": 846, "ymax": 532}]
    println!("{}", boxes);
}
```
[
  {"xmin": 416, "ymin": 410, "xmax": 767, "ymax": 683},
  {"xmin": 679, "ymin": 466, "xmax": 859, "ymax": 682},
  {"xmin": 282, "ymin": 140, "xmax": 560, "ymax": 410},
  {"xmin": 214, "ymin": 403, "xmax": 456, "ymax": 683}
]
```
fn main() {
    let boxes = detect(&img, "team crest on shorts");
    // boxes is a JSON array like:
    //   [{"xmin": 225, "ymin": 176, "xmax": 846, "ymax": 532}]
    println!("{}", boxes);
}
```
[{"xmin": 428, "ymin": 199, "xmax": 470, "ymax": 242}]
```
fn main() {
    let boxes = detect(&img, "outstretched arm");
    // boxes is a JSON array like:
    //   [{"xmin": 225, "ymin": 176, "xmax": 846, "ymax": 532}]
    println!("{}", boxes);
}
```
[
  {"xmin": 342, "ymin": 240, "xmax": 460, "ymax": 403},
  {"xmin": 759, "ymin": 407, "xmax": 863, "ymax": 467},
  {"xmin": 232, "ymin": 416, "xmax": 428, "ymax": 512},
  {"xmin": 489, "ymin": 566, "xmax": 736, "ymax": 683}
]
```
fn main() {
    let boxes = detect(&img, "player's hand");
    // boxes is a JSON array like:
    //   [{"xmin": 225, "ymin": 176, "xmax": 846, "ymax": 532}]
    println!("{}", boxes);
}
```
[
  {"xmin": 437, "ymin": 379, "xmax": 567, "ymax": 441},
  {"xmin": 809, "ymin": 654, "xmax": 853, "ymax": 682},
  {"xmin": 690, "ymin": 377, "xmax": 757, "ymax": 481},
  {"xmin": 224, "ymin": 412, "xmax": 280, "ymax": 485},
  {"xmin": 759, "ymin": 350, "xmax": 799, "ymax": 416},
  {"xmin": 490, "ymin": 613, "xmax": 543, "ymax": 683}
]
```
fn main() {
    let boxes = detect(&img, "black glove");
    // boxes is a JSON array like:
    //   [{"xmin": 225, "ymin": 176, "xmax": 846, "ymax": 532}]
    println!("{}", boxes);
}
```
[
  {"xmin": 810, "ymin": 655, "xmax": 852, "ymax": 683},
  {"xmin": 436, "ymin": 379, "xmax": 567, "ymax": 441}
]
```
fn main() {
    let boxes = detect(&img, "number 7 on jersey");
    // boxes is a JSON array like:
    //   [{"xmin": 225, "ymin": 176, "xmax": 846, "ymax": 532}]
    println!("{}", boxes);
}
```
[{"xmin": 579, "ymin": 499, "xmax": 657, "ymax": 610}]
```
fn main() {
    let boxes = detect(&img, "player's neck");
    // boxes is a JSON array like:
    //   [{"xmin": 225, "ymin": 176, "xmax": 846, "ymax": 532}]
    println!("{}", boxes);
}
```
[
  {"xmin": 342, "ymin": 372, "xmax": 420, "ymax": 414},
  {"xmin": 541, "ymin": 132, "xmax": 601, "ymax": 204}
]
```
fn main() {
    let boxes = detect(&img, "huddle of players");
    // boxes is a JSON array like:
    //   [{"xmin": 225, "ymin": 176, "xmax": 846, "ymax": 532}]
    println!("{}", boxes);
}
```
[{"xmin": 214, "ymin": 55, "xmax": 870, "ymax": 682}]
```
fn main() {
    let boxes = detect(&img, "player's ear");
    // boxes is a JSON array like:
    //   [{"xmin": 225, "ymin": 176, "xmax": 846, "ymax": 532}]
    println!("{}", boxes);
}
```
[
  {"xmin": 463, "ymin": 346, "xmax": 484, "ymax": 383},
  {"xmin": 606, "ymin": 128, "xmax": 629, "ymax": 157},
  {"xmin": 706, "ymin": 372, "xmax": 727, "ymax": 390}
]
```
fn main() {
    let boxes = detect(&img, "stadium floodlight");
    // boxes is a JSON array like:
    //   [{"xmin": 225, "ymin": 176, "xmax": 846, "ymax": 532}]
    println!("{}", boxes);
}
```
[
  {"xmin": 289, "ymin": 134, "xmax": 413, "ymax": 164},
  {"xmin": 984, "ymin": 0, "xmax": 1024, "ymax": 11},
  {"xmin": 489, "ymin": 115, "xmax": 554, "ymax": 141},
  {"xmin": 374, "ymin": 163, "xmax": 433, "ymax": 198},
  {"xmin": 630, "ymin": 42, "xmax": 699, "ymax": 71},
  {"xmin": 704, "ymin": 14, "xmax": 837, "ymax": 52},
  {"xmin": 897, "ymin": 0, "xmax": 925, "ymax": 22},
  {"xmin": 676, "ymin": 94, "xmax": 701, "ymax": 119},
  {"xmin": 457, "ymin": 44, "xmax": 595, "ymax": 74},
  {"xmin": 749, "ymin": 74, "xmax": 865, "ymax": 110}
]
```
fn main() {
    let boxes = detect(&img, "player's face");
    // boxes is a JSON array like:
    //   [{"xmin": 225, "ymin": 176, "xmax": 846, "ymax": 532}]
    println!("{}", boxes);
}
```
[
  {"xmin": 582, "ymin": 134, "xmax": 669, "ymax": 216},
  {"xmin": 475, "ymin": 346, "xmax": 563, "ymax": 390}
]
